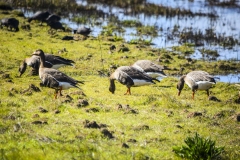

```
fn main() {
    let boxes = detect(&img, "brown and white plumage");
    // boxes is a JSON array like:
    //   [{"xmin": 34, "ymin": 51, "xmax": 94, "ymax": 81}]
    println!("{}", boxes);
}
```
[
  {"xmin": 32, "ymin": 49, "xmax": 82, "ymax": 99},
  {"xmin": 19, "ymin": 53, "xmax": 75, "ymax": 77},
  {"xmin": 177, "ymin": 71, "xmax": 216, "ymax": 99},
  {"xmin": 132, "ymin": 60, "xmax": 168, "ymax": 79},
  {"xmin": 109, "ymin": 66, "xmax": 156, "ymax": 95}
]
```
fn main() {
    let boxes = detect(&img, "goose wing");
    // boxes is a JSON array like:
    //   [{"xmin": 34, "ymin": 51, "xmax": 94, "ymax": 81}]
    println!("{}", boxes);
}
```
[
  {"xmin": 42, "ymin": 68, "xmax": 79, "ymax": 85},
  {"xmin": 41, "ymin": 73, "xmax": 59, "ymax": 88},
  {"xmin": 118, "ymin": 66, "xmax": 154, "ymax": 82},
  {"xmin": 135, "ymin": 60, "xmax": 165, "ymax": 72},
  {"xmin": 45, "ymin": 54, "xmax": 75, "ymax": 65},
  {"xmin": 188, "ymin": 71, "xmax": 216, "ymax": 83}
]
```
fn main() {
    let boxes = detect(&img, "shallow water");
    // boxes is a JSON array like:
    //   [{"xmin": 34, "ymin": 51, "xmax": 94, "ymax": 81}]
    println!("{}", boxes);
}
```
[
  {"xmin": 23, "ymin": 1, "xmax": 240, "ymax": 61},
  {"xmin": 73, "ymin": 0, "xmax": 240, "ymax": 60}
]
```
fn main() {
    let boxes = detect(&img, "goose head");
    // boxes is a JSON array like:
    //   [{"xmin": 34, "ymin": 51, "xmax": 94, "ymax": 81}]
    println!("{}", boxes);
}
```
[
  {"xmin": 32, "ymin": 49, "xmax": 44, "ymax": 57},
  {"xmin": 177, "ymin": 75, "xmax": 186, "ymax": 96},
  {"xmin": 109, "ymin": 73, "xmax": 116, "ymax": 94},
  {"xmin": 109, "ymin": 78, "xmax": 116, "ymax": 94},
  {"xmin": 19, "ymin": 60, "xmax": 27, "ymax": 77}
]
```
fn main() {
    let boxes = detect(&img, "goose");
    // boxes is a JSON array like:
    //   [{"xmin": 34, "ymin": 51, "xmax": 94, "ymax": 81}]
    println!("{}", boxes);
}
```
[
  {"xmin": 177, "ymin": 71, "xmax": 216, "ymax": 99},
  {"xmin": 73, "ymin": 27, "xmax": 92, "ymax": 37},
  {"xmin": 46, "ymin": 14, "xmax": 61, "ymax": 23},
  {"xmin": 132, "ymin": 60, "xmax": 169, "ymax": 79},
  {"xmin": 19, "ymin": 53, "xmax": 75, "ymax": 77},
  {"xmin": 32, "ymin": 49, "xmax": 82, "ymax": 99},
  {"xmin": 48, "ymin": 21, "xmax": 65, "ymax": 31},
  {"xmin": 28, "ymin": 11, "xmax": 50, "ymax": 25},
  {"xmin": 109, "ymin": 66, "xmax": 157, "ymax": 95}
]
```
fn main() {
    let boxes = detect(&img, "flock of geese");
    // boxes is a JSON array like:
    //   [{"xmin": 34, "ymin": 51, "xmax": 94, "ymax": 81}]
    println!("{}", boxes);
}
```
[{"xmin": 19, "ymin": 49, "xmax": 216, "ymax": 100}]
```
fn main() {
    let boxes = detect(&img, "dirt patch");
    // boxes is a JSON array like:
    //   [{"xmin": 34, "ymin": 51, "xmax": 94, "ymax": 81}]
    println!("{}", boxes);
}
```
[
  {"xmin": 21, "ymin": 84, "xmax": 41, "ymax": 95},
  {"xmin": 83, "ymin": 120, "xmax": 100, "ymax": 129},
  {"xmin": 133, "ymin": 125, "xmax": 150, "ymax": 131},
  {"xmin": 208, "ymin": 96, "xmax": 221, "ymax": 102},
  {"xmin": 101, "ymin": 128, "xmax": 114, "ymax": 139},
  {"xmin": 117, "ymin": 104, "xmax": 138, "ymax": 114},
  {"xmin": 128, "ymin": 139, "xmax": 137, "ymax": 143},
  {"xmin": 85, "ymin": 108, "xmax": 99, "ymax": 113},
  {"xmin": 76, "ymin": 99, "xmax": 89, "ymax": 107},
  {"xmin": 32, "ymin": 120, "xmax": 48, "ymax": 125},
  {"xmin": 187, "ymin": 112, "xmax": 203, "ymax": 118},
  {"xmin": 122, "ymin": 143, "xmax": 129, "ymax": 148},
  {"xmin": 62, "ymin": 95, "xmax": 73, "ymax": 103},
  {"xmin": 39, "ymin": 107, "xmax": 48, "ymax": 113}
]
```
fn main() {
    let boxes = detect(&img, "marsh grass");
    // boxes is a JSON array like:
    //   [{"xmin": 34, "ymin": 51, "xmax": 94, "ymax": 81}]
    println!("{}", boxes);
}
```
[{"xmin": 0, "ymin": 11, "xmax": 239, "ymax": 159}]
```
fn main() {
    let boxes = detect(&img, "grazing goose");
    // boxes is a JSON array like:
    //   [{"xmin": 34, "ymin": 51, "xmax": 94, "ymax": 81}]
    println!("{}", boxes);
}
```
[
  {"xmin": 28, "ymin": 11, "xmax": 50, "ymax": 25},
  {"xmin": 19, "ymin": 54, "xmax": 75, "ymax": 77},
  {"xmin": 48, "ymin": 21, "xmax": 65, "ymax": 31},
  {"xmin": 46, "ymin": 14, "xmax": 61, "ymax": 23},
  {"xmin": 132, "ymin": 60, "xmax": 169, "ymax": 79},
  {"xmin": 32, "ymin": 49, "xmax": 82, "ymax": 99},
  {"xmin": 177, "ymin": 71, "xmax": 216, "ymax": 99},
  {"xmin": 73, "ymin": 27, "xmax": 92, "ymax": 37},
  {"xmin": 109, "ymin": 66, "xmax": 157, "ymax": 95}
]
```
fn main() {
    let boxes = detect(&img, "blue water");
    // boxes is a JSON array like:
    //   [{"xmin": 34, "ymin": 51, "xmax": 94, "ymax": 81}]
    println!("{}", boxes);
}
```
[{"xmin": 73, "ymin": 0, "xmax": 240, "ymax": 60}]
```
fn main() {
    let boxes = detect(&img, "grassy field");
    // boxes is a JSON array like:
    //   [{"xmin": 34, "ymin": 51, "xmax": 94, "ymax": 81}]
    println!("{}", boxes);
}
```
[{"xmin": 0, "ymin": 11, "xmax": 239, "ymax": 160}]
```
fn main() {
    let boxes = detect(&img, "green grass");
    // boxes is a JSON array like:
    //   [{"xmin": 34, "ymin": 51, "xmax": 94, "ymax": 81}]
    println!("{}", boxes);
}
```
[{"xmin": 0, "ymin": 11, "xmax": 239, "ymax": 160}]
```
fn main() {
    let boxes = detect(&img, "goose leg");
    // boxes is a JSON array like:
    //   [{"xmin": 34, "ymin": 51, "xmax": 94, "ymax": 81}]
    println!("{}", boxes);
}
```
[
  {"xmin": 54, "ymin": 89, "xmax": 58, "ymax": 99},
  {"xmin": 192, "ymin": 91, "xmax": 195, "ymax": 100},
  {"xmin": 124, "ymin": 88, "xmax": 129, "ymax": 95},
  {"xmin": 124, "ymin": 87, "xmax": 131, "ymax": 95},
  {"xmin": 206, "ymin": 89, "xmax": 210, "ymax": 97},
  {"xmin": 59, "ymin": 86, "xmax": 63, "ymax": 96}
]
